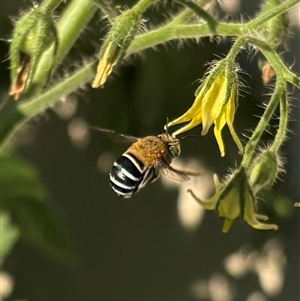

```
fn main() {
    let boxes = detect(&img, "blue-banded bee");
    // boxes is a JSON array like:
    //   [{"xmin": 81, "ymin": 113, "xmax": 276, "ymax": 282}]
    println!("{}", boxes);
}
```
[{"xmin": 93, "ymin": 127, "xmax": 197, "ymax": 198}]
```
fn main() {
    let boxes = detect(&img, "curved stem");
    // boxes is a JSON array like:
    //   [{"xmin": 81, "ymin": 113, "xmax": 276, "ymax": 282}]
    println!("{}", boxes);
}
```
[
  {"xmin": 40, "ymin": 0, "xmax": 63, "ymax": 12},
  {"xmin": 241, "ymin": 78, "xmax": 286, "ymax": 169},
  {"xmin": 225, "ymin": 37, "xmax": 245, "ymax": 61},
  {"xmin": 128, "ymin": 23, "xmax": 242, "ymax": 54},
  {"xmin": 93, "ymin": 0, "xmax": 118, "ymax": 23},
  {"xmin": 245, "ymin": 36, "xmax": 300, "ymax": 89},
  {"xmin": 133, "ymin": 0, "xmax": 160, "ymax": 14},
  {"xmin": 247, "ymin": 0, "xmax": 300, "ymax": 30},
  {"xmin": 271, "ymin": 89, "xmax": 288, "ymax": 153},
  {"xmin": 175, "ymin": 0, "xmax": 218, "ymax": 31},
  {"xmin": 169, "ymin": 0, "xmax": 213, "ymax": 25}
]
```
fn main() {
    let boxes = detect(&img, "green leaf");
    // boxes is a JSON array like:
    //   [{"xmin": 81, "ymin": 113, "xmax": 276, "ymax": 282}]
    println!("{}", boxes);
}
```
[
  {"xmin": 1, "ymin": 155, "xmax": 75, "ymax": 264},
  {"xmin": 0, "ymin": 212, "xmax": 20, "ymax": 266}
]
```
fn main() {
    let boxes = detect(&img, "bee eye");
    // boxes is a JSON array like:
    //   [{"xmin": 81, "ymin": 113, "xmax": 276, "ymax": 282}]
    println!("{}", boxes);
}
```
[{"xmin": 169, "ymin": 144, "xmax": 181, "ymax": 157}]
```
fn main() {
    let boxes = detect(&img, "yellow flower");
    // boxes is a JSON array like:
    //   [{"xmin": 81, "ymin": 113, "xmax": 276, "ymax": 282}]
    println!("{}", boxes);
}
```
[
  {"xmin": 167, "ymin": 62, "xmax": 243, "ymax": 157},
  {"xmin": 188, "ymin": 169, "xmax": 278, "ymax": 233}
]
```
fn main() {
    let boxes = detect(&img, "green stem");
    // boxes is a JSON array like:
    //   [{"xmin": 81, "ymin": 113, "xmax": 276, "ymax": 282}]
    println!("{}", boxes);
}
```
[
  {"xmin": 128, "ymin": 23, "xmax": 242, "ymax": 54},
  {"xmin": 270, "ymin": 88, "xmax": 288, "ymax": 153},
  {"xmin": 169, "ymin": 0, "xmax": 212, "ymax": 25},
  {"xmin": 245, "ymin": 36, "xmax": 300, "ymax": 89},
  {"xmin": 92, "ymin": 0, "xmax": 117, "ymax": 23},
  {"xmin": 241, "ymin": 78, "xmax": 286, "ymax": 169},
  {"xmin": 133, "ymin": 0, "xmax": 160, "ymax": 14},
  {"xmin": 175, "ymin": 0, "xmax": 218, "ymax": 31},
  {"xmin": 247, "ymin": 0, "xmax": 300, "ymax": 30},
  {"xmin": 225, "ymin": 37, "xmax": 245, "ymax": 61},
  {"xmin": 40, "ymin": 0, "xmax": 63, "ymax": 12}
]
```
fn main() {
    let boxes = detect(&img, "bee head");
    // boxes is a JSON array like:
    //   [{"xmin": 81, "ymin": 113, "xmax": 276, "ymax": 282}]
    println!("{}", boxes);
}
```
[
  {"xmin": 168, "ymin": 141, "xmax": 181, "ymax": 158},
  {"xmin": 158, "ymin": 133, "xmax": 181, "ymax": 158}
]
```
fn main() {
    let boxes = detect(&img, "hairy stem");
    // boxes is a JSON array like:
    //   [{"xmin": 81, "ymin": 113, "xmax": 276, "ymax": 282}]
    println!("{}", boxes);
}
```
[
  {"xmin": 247, "ymin": 0, "xmax": 300, "ymax": 30},
  {"xmin": 245, "ymin": 36, "xmax": 300, "ymax": 89},
  {"xmin": 241, "ymin": 78, "xmax": 286, "ymax": 168},
  {"xmin": 271, "ymin": 89, "xmax": 288, "ymax": 153},
  {"xmin": 40, "ymin": 0, "xmax": 63, "ymax": 12}
]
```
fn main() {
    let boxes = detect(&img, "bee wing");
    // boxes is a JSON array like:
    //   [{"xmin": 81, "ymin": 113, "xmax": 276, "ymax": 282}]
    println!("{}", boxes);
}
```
[
  {"xmin": 159, "ymin": 159, "xmax": 194, "ymax": 182},
  {"xmin": 90, "ymin": 126, "xmax": 139, "ymax": 142}
]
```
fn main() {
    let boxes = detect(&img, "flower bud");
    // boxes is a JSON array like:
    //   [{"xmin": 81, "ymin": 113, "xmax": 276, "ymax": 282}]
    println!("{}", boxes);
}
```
[
  {"xmin": 92, "ymin": 9, "xmax": 140, "ymax": 88},
  {"xmin": 9, "ymin": 5, "xmax": 58, "ymax": 100},
  {"xmin": 249, "ymin": 149, "xmax": 282, "ymax": 195},
  {"xmin": 260, "ymin": 0, "xmax": 289, "ymax": 49}
]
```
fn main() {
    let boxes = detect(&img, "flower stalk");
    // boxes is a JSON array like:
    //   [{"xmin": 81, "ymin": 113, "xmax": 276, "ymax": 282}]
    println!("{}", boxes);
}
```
[{"xmin": 241, "ymin": 77, "xmax": 286, "ymax": 169}]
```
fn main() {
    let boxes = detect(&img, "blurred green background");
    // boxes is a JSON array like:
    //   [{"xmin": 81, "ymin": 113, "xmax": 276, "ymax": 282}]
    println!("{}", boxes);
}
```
[{"xmin": 0, "ymin": 1, "xmax": 299, "ymax": 301}]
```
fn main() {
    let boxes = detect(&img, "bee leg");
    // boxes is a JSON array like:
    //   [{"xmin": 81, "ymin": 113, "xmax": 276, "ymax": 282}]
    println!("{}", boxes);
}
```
[{"xmin": 149, "ymin": 170, "xmax": 160, "ymax": 184}]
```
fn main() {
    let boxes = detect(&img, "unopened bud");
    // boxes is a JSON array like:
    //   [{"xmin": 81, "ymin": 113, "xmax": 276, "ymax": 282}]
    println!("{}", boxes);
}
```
[
  {"xmin": 92, "ymin": 9, "xmax": 140, "ymax": 88},
  {"xmin": 260, "ymin": 0, "xmax": 289, "ymax": 49},
  {"xmin": 9, "ymin": 5, "xmax": 58, "ymax": 100},
  {"xmin": 249, "ymin": 149, "xmax": 281, "ymax": 194}
]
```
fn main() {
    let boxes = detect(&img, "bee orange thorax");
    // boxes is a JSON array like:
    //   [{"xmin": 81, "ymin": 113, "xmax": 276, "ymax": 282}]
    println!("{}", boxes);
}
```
[{"xmin": 127, "ymin": 136, "xmax": 169, "ymax": 168}]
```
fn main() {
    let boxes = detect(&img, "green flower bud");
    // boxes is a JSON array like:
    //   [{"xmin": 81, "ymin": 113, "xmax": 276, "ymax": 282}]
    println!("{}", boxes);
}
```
[
  {"xmin": 260, "ymin": 0, "xmax": 289, "ymax": 49},
  {"xmin": 249, "ymin": 149, "xmax": 282, "ymax": 195},
  {"xmin": 9, "ymin": 5, "xmax": 58, "ymax": 100},
  {"xmin": 92, "ymin": 9, "xmax": 140, "ymax": 88}
]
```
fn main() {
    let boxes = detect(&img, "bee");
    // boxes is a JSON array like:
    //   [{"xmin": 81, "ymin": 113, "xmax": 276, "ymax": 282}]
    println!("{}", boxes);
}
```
[{"xmin": 93, "ymin": 126, "xmax": 197, "ymax": 198}]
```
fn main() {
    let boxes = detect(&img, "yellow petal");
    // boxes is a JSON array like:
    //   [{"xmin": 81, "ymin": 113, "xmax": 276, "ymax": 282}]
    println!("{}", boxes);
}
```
[
  {"xmin": 213, "ymin": 111, "xmax": 226, "ymax": 157},
  {"xmin": 201, "ymin": 76, "xmax": 226, "ymax": 134},
  {"xmin": 225, "ymin": 97, "xmax": 243, "ymax": 155},
  {"xmin": 167, "ymin": 92, "xmax": 204, "ymax": 129},
  {"xmin": 171, "ymin": 116, "xmax": 202, "ymax": 137}
]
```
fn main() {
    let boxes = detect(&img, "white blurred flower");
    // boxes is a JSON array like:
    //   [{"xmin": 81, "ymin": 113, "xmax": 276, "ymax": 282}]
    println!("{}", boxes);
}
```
[
  {"xmin": 189, "ymin": 274, "xmax": 235, "ymax": 301},
  {"xmin": 208, "ymin": 274, "xmax": 235, "ymax": 301},
  {"xmin": 224, "ymin": 239, "xmax": 286, "ymax": 297},
  {"xmin": 67, "ymin": 118, "xmax": 89, "ymax": 149},
  {"xmin": 0, "ymin": 272, "xmax": 14, "ymax": 299},
  {"xmin": 247, "ymin": 291, "xmax": 267, "ymax": 301},
  {"xmin": 254, "ymin": 240, "xmax": 286, "ymax": 296},
  {"xmin": 55, "ymin": 96, "xmax": 78, "ymax": 120}
]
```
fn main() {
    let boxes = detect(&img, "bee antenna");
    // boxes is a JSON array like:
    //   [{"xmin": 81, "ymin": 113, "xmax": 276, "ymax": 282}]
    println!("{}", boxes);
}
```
[
  {"xmin": 89, "ymin": 126, "xmax": 115, "ymax": 133},
  {"xmin": 179, "ymin": 135, "xmax": 201, "ymax": 141},
  {"xmin": 164, "ymin": 117, "xmax": 170, "ymax": 133}
]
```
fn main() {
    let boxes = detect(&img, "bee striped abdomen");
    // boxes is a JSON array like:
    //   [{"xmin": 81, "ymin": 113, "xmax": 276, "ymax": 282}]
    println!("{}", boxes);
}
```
[{"xmin": 109, "ymin": 153, "xmax": 154, "ymax": 198}]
